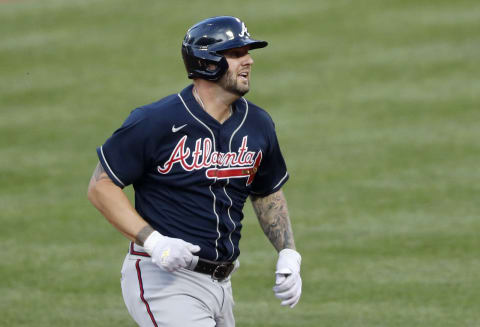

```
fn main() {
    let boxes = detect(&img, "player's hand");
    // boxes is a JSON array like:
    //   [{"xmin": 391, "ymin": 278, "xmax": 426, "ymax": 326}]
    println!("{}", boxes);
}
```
[
  {"xmin": 273, "ymin": 249, "xmax": 302, "ymax": 308},
  {"xmin": 144, "ymin": 231, "xmax": 201, "ymax": 272}
]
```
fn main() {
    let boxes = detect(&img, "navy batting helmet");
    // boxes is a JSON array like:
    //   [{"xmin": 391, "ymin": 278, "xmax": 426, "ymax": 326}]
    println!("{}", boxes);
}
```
[{"xmin": 181, "ymin": 16, "xmax": 268, "ymax": 81}]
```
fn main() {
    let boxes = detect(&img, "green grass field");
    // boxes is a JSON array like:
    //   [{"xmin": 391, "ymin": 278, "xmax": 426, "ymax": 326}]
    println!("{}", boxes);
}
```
[{"xmin": 1, "ymin": 0, "xmax": 480, "ymax": 326}]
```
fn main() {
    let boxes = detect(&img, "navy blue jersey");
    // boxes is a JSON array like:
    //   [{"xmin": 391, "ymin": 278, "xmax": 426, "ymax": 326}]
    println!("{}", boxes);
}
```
[{"xmin": 97, "ymin": 84, "xmax": 288, "ymax": 261}]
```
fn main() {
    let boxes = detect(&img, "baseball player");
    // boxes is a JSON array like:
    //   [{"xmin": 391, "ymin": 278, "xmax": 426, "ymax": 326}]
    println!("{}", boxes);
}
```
[{"xmin": 87, "ymin": 16, "xmax": 302, "ymax": 327}]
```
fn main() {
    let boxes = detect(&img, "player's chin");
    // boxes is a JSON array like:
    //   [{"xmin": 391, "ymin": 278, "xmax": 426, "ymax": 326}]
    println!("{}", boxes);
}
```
[
  {"xmin": 228, "ymin": 84, "xmax": 249, "ymax": 97},
  {"xmin": 235, "ymin": 87, "xmax": 249, "ymax": 97},
  {"xmin": 236, "ymin": 82, "xmax": 250, "ymax": 96}
]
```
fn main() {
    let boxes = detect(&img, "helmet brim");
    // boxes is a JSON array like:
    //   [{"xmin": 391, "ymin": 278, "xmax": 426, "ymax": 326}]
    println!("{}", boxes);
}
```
[
  {"xmin": 211, "ymin": 38, "xmax": 268, "ymax": 52},
  {"xmin": 247, "ymin": 39, "xmax": 268, "ymax": 50}
]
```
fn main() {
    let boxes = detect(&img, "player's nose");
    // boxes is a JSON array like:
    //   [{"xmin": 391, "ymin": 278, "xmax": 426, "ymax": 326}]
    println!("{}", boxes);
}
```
[{"xmin": 243, "ymin": 53, "xmax": 254, "ymax": 66}]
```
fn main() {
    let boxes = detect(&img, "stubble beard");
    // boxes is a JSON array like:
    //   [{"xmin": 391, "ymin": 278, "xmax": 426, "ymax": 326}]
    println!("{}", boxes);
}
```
[{"xmin": 218, "ymin": 70, "xmax": 250, "ymax": 97}]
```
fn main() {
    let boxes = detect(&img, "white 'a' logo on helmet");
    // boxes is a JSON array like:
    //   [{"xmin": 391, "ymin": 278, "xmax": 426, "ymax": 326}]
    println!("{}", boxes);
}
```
[{"xmin": 239, "ymin": 22, "xmax": 250, "ymax": 37}]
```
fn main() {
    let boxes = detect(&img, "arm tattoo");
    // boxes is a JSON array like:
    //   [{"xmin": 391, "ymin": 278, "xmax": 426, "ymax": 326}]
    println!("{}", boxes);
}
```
[
  {"xmin": 135, "ymin": 225, "xmax": 155, "ymax": 246},
  {"xmin": 251, "ymin": 190, "xmax": 296, "ymax": 252},
  {"xmin": 93, "ymin": 162, "xmax": 110, "ymax": 182}
]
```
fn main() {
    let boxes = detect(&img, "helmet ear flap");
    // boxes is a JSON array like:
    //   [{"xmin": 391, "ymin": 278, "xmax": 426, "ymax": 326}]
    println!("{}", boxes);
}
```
[
  {"xmin": 198, "ymin": 56, "xmax": 228, "ymax": 79},
  {"xmin": 182, "ymin": 46, "xmax": 229, "ymax": 81},
  {"xmin": 196, "ymin": 56, "xmax": 229, "ymax": 81}
]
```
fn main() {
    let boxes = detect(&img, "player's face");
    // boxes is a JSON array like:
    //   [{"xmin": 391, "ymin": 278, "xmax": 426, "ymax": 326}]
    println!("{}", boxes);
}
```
[{"xmin": 218, "ymin": 46, "xmax": 254, "ymax": 96}]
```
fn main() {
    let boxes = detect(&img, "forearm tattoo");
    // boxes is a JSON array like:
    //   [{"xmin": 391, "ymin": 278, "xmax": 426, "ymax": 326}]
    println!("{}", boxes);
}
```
[
  {"xmin": 135, "ymin": 225, "xmax": 155, "ymax": 246},
  {"xmin": 250, "ymin": 191, "xmax": 296, "ymax": 252},
  {"xmin": 93, "ymin": 162, "xmax": 110, "ymax": 182}
]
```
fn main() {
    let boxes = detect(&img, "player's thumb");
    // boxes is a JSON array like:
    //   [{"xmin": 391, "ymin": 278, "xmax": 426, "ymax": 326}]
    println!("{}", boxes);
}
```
[{"xmin": 275, "ymin": 273, "xmax": 287, "ymax": 285}]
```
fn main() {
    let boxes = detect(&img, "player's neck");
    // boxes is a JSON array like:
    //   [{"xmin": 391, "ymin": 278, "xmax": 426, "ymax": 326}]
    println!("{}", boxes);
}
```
[{"xmin": 193, "ymin": 81, "xmax": 238, "ymax": 124}]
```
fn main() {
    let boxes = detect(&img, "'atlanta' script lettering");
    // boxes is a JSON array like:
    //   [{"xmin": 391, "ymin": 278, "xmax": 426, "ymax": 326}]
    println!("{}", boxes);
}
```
[{"xmin": 157, "ymin": 136, "xmax": 262, "ymax": 185}]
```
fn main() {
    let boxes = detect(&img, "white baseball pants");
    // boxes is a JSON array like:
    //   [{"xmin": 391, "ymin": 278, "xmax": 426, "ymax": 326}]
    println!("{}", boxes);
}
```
[{"xmin": 121, "ymin": 253, "xmax": 235, "ymax": 327}]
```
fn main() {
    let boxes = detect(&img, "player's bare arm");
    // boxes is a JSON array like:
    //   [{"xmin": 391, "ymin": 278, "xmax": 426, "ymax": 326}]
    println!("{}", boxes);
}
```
[
  {"xmin": 250, "ymin": 189, "xmax": 296, "ymax": 252},
  {"xmin": 87, "ymin": 162, "xmax": 150, "ymax": 243}
]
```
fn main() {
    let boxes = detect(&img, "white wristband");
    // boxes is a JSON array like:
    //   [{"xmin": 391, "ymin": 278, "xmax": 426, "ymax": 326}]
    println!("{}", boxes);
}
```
[
  {"xmin": 276, "ymin": 248, "xmax": 302, "ymax": 275},
  {"xmin": 143, "ymin": 230, "xmax": 163, "ymax": 256},
  {"xmin": 279, "ymin": 248, "xmax": 301, "ymax": 264}
]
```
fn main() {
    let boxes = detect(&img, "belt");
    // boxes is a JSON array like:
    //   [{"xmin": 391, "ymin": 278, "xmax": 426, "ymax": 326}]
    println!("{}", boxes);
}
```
[
  {"xmin": 193, "ymin": 257, "xmax": 235, "ymax": 281},
  {"xmin": 129, "ymin": 242, "xmax": 235, "ymax": 281}
]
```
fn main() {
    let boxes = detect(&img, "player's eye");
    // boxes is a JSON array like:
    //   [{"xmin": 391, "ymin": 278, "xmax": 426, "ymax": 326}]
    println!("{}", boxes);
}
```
[{"xmin": 223, "ymin": 49, "xmax": 249, "ymax": 58}]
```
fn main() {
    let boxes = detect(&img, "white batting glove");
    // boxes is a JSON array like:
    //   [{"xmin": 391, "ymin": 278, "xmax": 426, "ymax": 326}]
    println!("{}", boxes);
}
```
[
  {"xmin": 273, "ymin": 249, "xmax": 302, "ymax": 308},
  {"xmin": 143, "ymin": 231, "xmax": 201, "ymax": 272}
]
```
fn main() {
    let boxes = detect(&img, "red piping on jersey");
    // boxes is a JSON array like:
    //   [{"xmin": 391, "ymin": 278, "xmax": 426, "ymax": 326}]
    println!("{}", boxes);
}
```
[{"xmin": 135, "ymin": 259, "xmax": 158, "ymax": 327}]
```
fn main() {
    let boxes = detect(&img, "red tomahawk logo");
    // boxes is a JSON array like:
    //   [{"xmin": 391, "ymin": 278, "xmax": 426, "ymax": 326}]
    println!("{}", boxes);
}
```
[{"xmin": 206, "ymin": 151, "xmax": 262, "ymax": 185}]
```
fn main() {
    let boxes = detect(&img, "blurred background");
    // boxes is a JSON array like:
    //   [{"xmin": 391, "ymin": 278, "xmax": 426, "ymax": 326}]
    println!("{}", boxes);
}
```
[{"xmin": 1, "ymin": 0, "xmax": 479, "ymax": 326}]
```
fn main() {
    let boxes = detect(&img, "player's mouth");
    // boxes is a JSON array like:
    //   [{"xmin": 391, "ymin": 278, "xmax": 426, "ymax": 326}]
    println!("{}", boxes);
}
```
[{"xmin": 238, "ymin": 71, "xmax": 249, "ymax": 82}]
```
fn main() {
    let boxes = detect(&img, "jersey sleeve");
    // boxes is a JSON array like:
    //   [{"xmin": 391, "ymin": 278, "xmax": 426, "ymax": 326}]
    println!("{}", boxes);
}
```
[
  {"xmin": 249, "ymin": 120, "xmax": 289, "ymax": 196},
  {"xmin": 96, "ymin": 108, "xmax": 155, "ymax": 188}
]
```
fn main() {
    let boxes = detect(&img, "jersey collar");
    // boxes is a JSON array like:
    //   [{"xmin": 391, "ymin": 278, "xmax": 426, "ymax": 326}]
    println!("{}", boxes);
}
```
[{"xmin": 179, "ymin": 84, "xmax": 247, "ymax": 129}]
